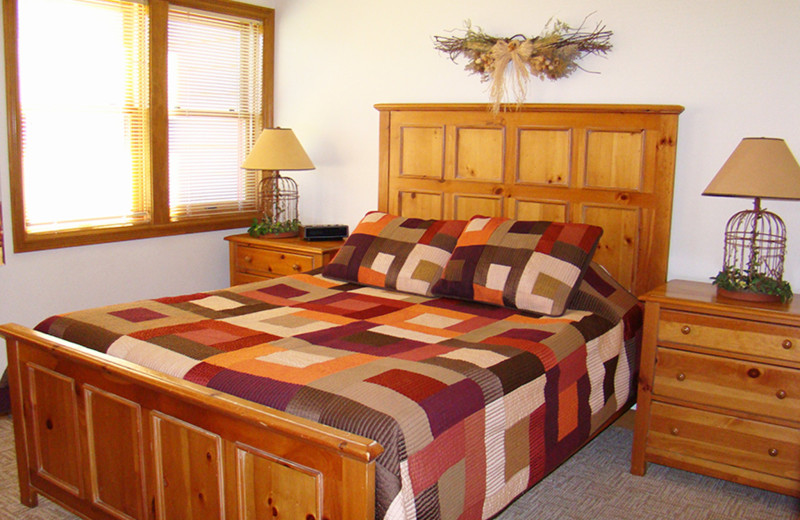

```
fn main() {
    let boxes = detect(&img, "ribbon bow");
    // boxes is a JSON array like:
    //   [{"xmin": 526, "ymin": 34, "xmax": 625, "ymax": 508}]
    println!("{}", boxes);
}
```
[{"xmin": 488, "ymin": 38, "xmax": 534, "ymax": 114}]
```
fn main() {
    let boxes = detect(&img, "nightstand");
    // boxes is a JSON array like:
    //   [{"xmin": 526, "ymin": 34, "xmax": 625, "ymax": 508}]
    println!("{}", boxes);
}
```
[
  {"xmin": 225, "ymin": 234, "xmax": 343, "ymax": 285},
  {"xmin": 631, "ymin": 280, "xmax": 800, "ymax": 497}
]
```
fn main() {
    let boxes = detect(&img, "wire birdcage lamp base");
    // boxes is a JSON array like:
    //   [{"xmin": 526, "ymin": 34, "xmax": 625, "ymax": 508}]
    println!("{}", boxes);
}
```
[
  {"xmin": 254, "ymin": 172, "xmax": 300, "ymax": 238},
  {"xmin": 717, "ymin": 197, "xmax": 788, "ymax": 302}
]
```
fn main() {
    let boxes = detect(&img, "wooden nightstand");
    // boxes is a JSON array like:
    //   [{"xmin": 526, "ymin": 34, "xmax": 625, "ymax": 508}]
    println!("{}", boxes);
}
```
[
  {"xmin": 631, "ymin": 280, "xmax": 800, "ymax": 497},
  {"xmin": 225, "ymin": 234, "xmax": 343, "ymax": 285}
]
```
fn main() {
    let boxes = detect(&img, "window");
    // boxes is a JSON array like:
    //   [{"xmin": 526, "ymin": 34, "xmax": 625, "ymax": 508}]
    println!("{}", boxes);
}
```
[{"xmin": 4, "ymin": 0, "xmax": 274, "ymax": 251}]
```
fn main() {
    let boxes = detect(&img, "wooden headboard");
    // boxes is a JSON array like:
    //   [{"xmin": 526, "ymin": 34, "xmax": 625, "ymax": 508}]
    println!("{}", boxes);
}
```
[{"xmin": 375, "ymin": 103, "xmax": 683, "ymax": 296}]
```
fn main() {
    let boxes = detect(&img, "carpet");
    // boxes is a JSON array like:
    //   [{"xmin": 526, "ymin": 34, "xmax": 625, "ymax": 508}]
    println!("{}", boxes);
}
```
[{"xmin": 0, "ymin": 415, "xmax": 797, "ymax": 519}]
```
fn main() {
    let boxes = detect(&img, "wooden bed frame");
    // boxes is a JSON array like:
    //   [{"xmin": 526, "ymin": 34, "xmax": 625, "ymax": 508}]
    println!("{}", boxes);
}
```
[{"xmin": 1, "ymin": 103, "xmax": 682, "ymax": 520}]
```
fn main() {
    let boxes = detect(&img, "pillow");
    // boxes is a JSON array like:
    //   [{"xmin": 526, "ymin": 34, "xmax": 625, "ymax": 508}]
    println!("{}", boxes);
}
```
[
  {"xmin": 322, "ymin": 212, "xmax": 467, "ymax": 296},
  {"xmin": 570, "ymin": 261, "xmax": 642, "ymax": 330},
  {"xmin": 431, "ymin": 216, "xmax": 603, "ymax": 316}
]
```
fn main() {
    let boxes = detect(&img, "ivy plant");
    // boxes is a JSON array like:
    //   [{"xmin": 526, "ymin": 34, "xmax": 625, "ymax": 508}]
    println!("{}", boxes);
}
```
[
  {"xmin": 247, "ymin": 217, "xmax": 300, "ymax": 237},
  {"xmin": 711, "ymin": 266, "xmax": 793, "ymax": 303}
]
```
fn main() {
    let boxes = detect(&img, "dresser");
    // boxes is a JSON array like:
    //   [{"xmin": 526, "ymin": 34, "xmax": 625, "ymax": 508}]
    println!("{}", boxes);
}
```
[
  {"xmin": 631, "ymin": 280, "xmax": 800, "ymax": 497},
  {"xmin": 225, "ymin": 234, "xmax": 343, "ymax": 285}
]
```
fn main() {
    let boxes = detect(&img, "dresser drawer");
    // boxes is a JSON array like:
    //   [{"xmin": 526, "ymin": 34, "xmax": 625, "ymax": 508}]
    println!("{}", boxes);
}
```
[
  {"xmin": 658, "ymin": 309, "xmax": 800, "ymax": 363},
  {"xmin": 234, "ymin": 245, "xmax": 313, "ymax": 277},
  {"xmin": 648, "ymin": 401, "xmax": 800, "ymax": 482},
  {"xmin": 654, "ymin": 347, "xmax": 800, "ymax": 422}
]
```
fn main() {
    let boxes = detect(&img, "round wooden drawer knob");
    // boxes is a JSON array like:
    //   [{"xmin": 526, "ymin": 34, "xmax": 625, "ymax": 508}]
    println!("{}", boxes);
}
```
[
  {"xmin": 747, "ymin": 368, "xmax": 761, "ymax": 378},
  {"xmin": 676, "ymin": 372, "xmax": 686, "ymax": 382},
  {"xmin": 782, "ymin": 339, "xmax": 793, "ymax": 350},
  {"xmin": 244, "ymin": 255, "xmax": 253, "ymax": 263},
  {"xmin": 681, "ymin": 325, "xmax": 691, "ymax": 335},
  {"xmin": 768, "ymin": 448, "xmax": 779, "ymax": 457},
  {"xmin": 776, "ymin": 389, "xmax": 787, "ymax": 400},
  {"xmin": 292, "ymin": 264, "xmax": 301, "ymax": 271},
  {"xmin": 670, "ymin": 427, "xmax": 679, "ymax": 436}
]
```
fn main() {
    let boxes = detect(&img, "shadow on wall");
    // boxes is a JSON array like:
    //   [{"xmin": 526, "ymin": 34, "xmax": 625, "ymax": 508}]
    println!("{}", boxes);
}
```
[
  {"xmin": 0, "ymin": 201, "xmax": 4, "ymax": 265},
  {"xmin": 0, "ymin": 370, "xmax": 8, "ymax": 415}
]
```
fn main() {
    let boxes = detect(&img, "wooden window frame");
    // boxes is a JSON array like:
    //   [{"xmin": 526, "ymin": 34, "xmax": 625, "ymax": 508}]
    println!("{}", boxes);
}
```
[{"xmin": 2, "ymin": 0, "xmax": 275, "ymax": 252}]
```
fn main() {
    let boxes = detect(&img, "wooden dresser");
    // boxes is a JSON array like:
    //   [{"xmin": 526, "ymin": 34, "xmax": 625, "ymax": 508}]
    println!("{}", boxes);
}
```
[
  {"xmin": 225, "ymin": 234, "xmax": 343, "ymax": 285},
  {"xmin": 631, "ymin": 280, "xmax": 800, "ymax": 497}
]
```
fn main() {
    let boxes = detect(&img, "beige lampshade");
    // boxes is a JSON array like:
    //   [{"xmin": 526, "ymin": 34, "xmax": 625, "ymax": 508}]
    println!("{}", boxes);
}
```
[
  {"xmin": 703, "ymin": 138, "xmax": 800, "ymax": 200},
  {"xmin": 242, "ymin": 128, "xmax": 315, "ymax": 171}
]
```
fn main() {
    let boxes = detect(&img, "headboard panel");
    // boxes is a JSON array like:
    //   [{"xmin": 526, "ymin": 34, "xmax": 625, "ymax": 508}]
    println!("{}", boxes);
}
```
[{"xmin": 375, "ymin": 103, "xmax": 683, "ymax": 296}]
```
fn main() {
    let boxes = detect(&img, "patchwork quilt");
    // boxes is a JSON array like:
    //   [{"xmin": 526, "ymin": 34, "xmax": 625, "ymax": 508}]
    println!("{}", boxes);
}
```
[{"xmin": 36, "ymin": 266, "xmax": 642, "ymax": 520}]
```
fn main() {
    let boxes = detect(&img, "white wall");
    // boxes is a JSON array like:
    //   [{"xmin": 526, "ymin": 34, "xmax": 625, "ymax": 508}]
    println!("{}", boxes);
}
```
[
  {"xmin": 274, "ymin": 0, "xmax": 800, "ymax": 287},
  {"xmin": 2, "ymin": 0, "xmax": 799, "ymax": 373}
]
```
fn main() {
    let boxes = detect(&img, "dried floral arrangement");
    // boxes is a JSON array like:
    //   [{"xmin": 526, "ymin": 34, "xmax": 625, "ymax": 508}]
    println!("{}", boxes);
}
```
[{"xmin": 434, "ymin": 16, "xmax": 612, "ymax": 113}]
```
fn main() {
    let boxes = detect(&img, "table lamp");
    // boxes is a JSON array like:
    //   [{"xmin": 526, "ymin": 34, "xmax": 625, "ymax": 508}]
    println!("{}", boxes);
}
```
[
  {"xmin": 242, "ymin": 128, "xmax": 315, "ymax": 237},
  {"xmin": 703, "ymin": 137, "xmax": 800, "ymax": 302}
]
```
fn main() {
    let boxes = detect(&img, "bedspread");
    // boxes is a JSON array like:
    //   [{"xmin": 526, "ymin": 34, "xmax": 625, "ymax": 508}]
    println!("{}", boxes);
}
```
[{"xmin": 36, "ymin": 267, "xmax": 642, "ymax": 520}]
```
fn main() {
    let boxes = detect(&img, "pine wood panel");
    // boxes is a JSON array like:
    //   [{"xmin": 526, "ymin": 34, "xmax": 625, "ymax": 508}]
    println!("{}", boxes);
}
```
[
  {"xmin": 85, "ymin": 386, "xmax": 147, "ymax": 519},
  {"xmin": 511, "ymin": 199, "xmax": 568, "ymax": 222},
  {"xmin": 399, "ymin": 126, "xmax": 444, "ymax": 178},
  {"xmin": 377, "ymin": 103, "xmax": 683, "ymax": 296},
  {"xmin": 455, "ymin": 127, "xmax": 504, "ymax": 182},
  {"xmin": 398, "ymin": 191, "xmax": 444, "ymax": 220},
  {"xmin": 584, "ymin": 130, "xmax": 644, "ymax": 190},
  {"xmin": 453, "ymin": 194, "xmax": 504, "ymax": 220},
  {"xmin": 27, "ymin": 364, "xmax": 82, "ymax": 496},
  {"xmin": 236, "ymin": 444, "xmax": 322, "ymax": 520},
  {"xmin": 153, "ymin": 413, "xmax": 225, "ymax": 520},
  {"xmin": 517, "ymin": 128, "xmax": 571, "ymax": 186},
  {"xmin": 581, "ymin": 204, "xmax": 639, "ymax": 293}
]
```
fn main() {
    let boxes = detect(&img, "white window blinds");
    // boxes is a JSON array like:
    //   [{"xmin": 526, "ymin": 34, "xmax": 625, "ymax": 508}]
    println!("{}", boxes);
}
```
[
  {"xmin": 17, "ymin": 0, "xmax": 150, "ymax": 233},
  {"xmin": 167, "ymin": 7, "xmax": 264, "ymax": 220},
  {"xmin": 8, "ymin": 0, "xmax": 272, "ymax": 250}
]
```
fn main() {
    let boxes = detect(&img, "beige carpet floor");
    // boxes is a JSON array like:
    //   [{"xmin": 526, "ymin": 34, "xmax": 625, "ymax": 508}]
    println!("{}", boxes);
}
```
[{"xmin": 0, "ymin": 414, "xmax": 797, "ymax": 519}]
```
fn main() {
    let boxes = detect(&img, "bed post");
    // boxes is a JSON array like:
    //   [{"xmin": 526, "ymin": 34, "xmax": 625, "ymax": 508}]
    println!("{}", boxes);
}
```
[
  {"xmin": 5, "ymin": 335, "xmax": 38, "ymax": 507},
  {"xmin": 377, "ymin": 107, "xmax": 392, "ymax": 213}
]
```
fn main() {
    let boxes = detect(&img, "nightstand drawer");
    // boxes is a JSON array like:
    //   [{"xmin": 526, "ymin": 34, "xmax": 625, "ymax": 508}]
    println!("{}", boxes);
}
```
[
  {"xmin": 226, "ymin": 234, "xmax": 342, "ymax": 285},
  {"xmin": 234, "ymin": 245, "xmax": 313, "ymax": 276},
  {"xmin": 649, "ymin": 401, "xmax": 800, "ymax": 481},
  {"xmin": 659, "ymin": 309, "xmax": 800, "ymax": 363},
  {"xmin": 654, "ymin": 347, "xmax": 800, "ymax": 422}
]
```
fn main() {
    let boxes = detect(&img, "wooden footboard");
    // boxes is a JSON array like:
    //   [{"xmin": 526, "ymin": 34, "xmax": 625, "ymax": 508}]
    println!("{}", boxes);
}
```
[{"xmin": 1, "ymin": 323, "xmax": 382, "ymax": 520}]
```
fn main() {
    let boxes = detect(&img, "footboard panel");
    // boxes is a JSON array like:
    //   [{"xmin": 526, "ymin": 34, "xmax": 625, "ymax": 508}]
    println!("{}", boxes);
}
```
[{"xmin": 2, "ymin": 323, "xmax": 382, "ymax": 520}]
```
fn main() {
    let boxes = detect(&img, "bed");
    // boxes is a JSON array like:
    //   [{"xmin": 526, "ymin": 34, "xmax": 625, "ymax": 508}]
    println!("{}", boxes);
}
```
[{"xmin": 1, "ymin": 103, "xmax": 682, "ymax": 520}]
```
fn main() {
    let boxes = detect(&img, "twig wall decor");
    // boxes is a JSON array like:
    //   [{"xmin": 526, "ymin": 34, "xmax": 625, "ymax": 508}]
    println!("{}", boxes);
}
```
[{"xmin": 434, "ymin": 16, "xmax": 612, "ymax": 113}]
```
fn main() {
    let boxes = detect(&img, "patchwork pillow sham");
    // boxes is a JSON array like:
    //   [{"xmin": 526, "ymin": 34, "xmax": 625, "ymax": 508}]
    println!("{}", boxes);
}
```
[
  {"xmin": 322, "ymin": 211, "xmax": 467, "ymax": 296},
  {"xmin": 571, "ymin": 261, "xmax": 642, "ymax": 329},
  {"xmin": 431, "ymin": 216, "xmax": 603, "ymax": 316}
]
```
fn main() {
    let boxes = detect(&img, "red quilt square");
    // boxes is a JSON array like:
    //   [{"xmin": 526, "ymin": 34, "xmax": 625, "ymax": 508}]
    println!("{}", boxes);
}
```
[
  {"xmin": 258, "ymin": 284, "xmax": 309, "ymax": 299},
  {"xmin": 366, "ymin": 369, "xmax": 447, "ymax": 402},
  {"xmin": 109, "ymin": 307, "xmax": 168, "ymax": 323}
]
